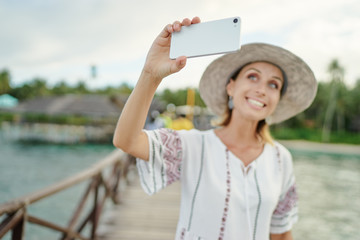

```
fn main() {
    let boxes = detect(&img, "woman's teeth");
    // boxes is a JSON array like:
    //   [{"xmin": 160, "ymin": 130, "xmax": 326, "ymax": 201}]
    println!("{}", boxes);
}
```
[{"xmin": 247, "ymin": 99, "xmax": 265, "ymax": 107}]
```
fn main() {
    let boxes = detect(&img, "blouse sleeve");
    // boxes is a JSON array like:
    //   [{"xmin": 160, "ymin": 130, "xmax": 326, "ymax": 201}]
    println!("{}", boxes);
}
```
[
  {"xmin": 136, "ymin": 128, "xmax": 183, "ymax": 195},
  {"xmin": 270, "ymin": 144, "xmax": 299, "ymax": 234}
]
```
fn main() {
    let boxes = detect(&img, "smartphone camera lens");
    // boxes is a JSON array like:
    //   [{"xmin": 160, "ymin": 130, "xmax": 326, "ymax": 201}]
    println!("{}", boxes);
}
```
[{"xmin": 233, "ymin": 18, "xmax": 238, "ymax": 23}]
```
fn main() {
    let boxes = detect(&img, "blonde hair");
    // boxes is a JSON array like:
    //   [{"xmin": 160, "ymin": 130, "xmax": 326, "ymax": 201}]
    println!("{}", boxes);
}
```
[{"xmin": 212, "ymin": 109, "xmax": 275, "ymax": 146}]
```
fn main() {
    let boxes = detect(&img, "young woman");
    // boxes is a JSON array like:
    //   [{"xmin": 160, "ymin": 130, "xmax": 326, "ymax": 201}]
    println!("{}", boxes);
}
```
[{"xmin": 113, "ymin": 17, "xmax": 317, "ymax": 240}]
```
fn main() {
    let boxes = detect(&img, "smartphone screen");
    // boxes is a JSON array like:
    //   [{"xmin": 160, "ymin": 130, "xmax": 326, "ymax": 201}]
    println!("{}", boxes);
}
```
[{"xmin": 170, "ymin": 17, "xmax": 241, "ymax": 59}]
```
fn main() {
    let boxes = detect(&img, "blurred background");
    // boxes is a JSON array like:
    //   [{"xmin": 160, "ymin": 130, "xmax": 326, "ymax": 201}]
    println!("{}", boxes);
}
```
[{"xmin": 1, "ymin": 0, "xmax": 359, "ymax": 239}]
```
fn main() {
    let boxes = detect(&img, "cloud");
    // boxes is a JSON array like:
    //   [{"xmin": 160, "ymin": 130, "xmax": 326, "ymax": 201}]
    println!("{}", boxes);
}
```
[
  {"xmin": 284, "ymin": 4, "xmax": 360, "ymax": 84},
  {"xmin": 1, "ymin": 0, "xmax": 359, "ymax": 89}
]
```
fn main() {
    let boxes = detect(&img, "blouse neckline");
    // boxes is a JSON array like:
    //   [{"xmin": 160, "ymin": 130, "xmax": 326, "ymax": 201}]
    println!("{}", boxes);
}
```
[{"xmin": 209, "ymin": 129, "xmax": 270, "ymax": 171}]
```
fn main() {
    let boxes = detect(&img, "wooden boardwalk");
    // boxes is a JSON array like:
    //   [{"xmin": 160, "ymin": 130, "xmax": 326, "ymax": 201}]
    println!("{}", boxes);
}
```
[{"xmin": 99, "ymin": 177, "xmax": 181, "ymax": 240}]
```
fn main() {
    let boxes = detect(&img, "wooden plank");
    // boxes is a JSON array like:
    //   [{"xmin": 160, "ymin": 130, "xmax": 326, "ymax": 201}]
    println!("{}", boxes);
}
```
[{"xmin": 99, "ymin": 179, "xmax": 181, "ymax": 240}]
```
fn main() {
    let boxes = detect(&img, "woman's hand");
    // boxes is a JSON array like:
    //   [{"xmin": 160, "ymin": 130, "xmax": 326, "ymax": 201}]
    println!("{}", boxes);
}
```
[
  {"xmin": 113, "ymin": 17, "xmax": 200, "ymax": 160},
  {"xmin": 142, "ymin": 17, "xmax": 201, "ymax": 81}
]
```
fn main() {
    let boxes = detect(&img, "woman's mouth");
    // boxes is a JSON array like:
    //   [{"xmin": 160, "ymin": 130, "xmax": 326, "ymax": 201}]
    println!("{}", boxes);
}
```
[{"xmin": 247, "ymin": 98, "xmax": 266, "ymax": 108}]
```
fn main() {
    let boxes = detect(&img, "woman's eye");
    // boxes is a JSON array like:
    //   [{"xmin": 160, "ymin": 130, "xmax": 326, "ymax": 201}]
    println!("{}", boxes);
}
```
[
  {"xmin": 248, "ymin": 74, "xmax": 257, "ymax": 81},
  {"xmin": 269, "ymin": 83, "xmax": 279, "ymax": 89}
]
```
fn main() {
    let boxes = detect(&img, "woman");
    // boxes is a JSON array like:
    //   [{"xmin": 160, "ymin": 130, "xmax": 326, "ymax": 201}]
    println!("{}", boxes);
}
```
[{"xmin": 113, "ymin": 17, "xmax": 317, "ymax": 240}]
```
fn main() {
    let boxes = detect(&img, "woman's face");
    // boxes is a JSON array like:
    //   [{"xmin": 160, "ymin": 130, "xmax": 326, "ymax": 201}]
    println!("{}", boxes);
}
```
[{"xmin": 226, "ymin": 62, "xmax": 284, "ymax": 122}]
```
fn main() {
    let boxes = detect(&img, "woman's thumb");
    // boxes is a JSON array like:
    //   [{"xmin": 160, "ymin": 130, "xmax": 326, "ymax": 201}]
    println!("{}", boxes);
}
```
[{"xmin": 173, "ymin": 56, "xmax": 187, "ymax": 73}]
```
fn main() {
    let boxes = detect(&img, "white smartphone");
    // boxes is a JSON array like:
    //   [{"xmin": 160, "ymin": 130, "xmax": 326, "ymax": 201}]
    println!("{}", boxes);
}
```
[{"xmin": 169, "ymin": 16, "xmax": 241, "ymax": 59}]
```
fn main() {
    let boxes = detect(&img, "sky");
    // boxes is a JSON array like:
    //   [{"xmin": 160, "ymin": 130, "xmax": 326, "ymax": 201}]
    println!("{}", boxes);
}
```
[{"xmin": 1, "ymin": 0, "xmax": 359, "ymax": 91}]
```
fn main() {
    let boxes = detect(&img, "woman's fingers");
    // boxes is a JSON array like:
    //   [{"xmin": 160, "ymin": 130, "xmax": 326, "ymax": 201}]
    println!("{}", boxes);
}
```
[
  {"xmin": 172, "ymin": 17, "xmax": 201, "ymax": 32},
  {"xmin": 172, "ymin": 20, "xmax": 182, "ymax": 32},
  {"xmin": 191, "ymin": 16, "xmax": 201, "ymax": 24},
  {"xmin": 157, "ymin": 23, "xmax": 174, "ymax": 40},
  {"xmin": 181, "ymin": 18, "xmax": 191, "ymax": 26},
  {"xmin": 181, "ymin": 17, "xmax": 201, "ymax": 26}
]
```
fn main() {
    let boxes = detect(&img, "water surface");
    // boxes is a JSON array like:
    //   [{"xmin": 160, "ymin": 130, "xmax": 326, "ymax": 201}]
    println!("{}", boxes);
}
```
[{"xmin": 1, "ymin": 133, "xmax": 359, "ymax": 239}]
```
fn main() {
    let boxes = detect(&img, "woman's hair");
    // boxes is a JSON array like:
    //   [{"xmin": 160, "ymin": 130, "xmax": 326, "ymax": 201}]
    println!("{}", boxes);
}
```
[{"xmin": 212, "ymin": 61, "xmax": 288, "ymax": 145}]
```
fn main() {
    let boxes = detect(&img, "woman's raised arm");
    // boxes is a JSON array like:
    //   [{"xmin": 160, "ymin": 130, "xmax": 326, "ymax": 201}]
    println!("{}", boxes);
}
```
[{"xmin": 113, "ymin": 17, "xmax": 200, "ymax": 161}]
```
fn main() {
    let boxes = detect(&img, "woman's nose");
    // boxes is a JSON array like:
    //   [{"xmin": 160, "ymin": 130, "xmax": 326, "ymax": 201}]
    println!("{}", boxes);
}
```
[{"xmin": 255, "ymin": 82, "xmax": 266, "ymax": 96}]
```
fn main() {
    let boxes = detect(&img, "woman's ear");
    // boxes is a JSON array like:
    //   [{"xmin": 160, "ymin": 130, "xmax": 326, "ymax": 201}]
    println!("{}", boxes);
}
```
[{"xmin": 226, "ymin": 79, "xmax": 235, "ymax": 96}]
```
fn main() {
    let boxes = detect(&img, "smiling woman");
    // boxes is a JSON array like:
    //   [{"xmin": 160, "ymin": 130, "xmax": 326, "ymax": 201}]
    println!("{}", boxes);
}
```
[{"xmin": 112, "ymin": 16, "xmax": 318, "ymax": 240}]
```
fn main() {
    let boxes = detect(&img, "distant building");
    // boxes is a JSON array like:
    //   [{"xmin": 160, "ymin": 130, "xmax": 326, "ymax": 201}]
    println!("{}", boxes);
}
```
[
  {"xmin": 2, "ymin": 94, "xmax": 127, "ymax": 143},
  {"xmin": 12, "ymin": 94, "xmax": 125, "ymax": 118},
  {"xmin": 2, "ymin": 94, "xmax": 166, "ymax": 144}
]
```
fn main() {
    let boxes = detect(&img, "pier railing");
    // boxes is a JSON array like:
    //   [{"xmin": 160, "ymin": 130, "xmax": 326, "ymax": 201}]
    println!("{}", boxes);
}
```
[{"xmin": 0, "ymin": 149, "xmax": 135, "ymax": 240}]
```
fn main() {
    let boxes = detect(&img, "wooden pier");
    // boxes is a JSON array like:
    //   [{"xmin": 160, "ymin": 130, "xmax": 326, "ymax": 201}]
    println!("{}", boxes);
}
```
[
  {"xmin": 99, "ymin": 179, "xmax": 181, "ymax": 240},
  {"xmin": 0, "ymin": 148, "xmax": 181, "ymax": 240}
]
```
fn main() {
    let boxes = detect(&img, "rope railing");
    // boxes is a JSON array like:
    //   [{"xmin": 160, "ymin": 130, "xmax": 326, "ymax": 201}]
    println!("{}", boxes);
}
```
[{"xmin": 0, "ymin": 149, "xmax": 135, "ymax": 240}]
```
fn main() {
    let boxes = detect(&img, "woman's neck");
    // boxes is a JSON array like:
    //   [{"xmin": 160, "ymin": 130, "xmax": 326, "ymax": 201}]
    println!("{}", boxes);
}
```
[
  {"xmin": 214, "ymin": 118, "xmax": 265, "ymax": 166},
  {"xmin": 219, "ymin": 117, "xmax": 260, "ymax": 145}
]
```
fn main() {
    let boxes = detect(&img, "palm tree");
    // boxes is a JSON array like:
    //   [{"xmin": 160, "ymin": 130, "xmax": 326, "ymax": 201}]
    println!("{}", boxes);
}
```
[{"xmin": 322, "ymin": 59, "xmax": 344, "ymax": 142}]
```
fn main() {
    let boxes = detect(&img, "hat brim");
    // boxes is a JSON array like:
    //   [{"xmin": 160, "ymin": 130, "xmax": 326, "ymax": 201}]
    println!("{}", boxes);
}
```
[{"xmin": 199, "ymin": 43, "xmax": 317, "ymax": 124}]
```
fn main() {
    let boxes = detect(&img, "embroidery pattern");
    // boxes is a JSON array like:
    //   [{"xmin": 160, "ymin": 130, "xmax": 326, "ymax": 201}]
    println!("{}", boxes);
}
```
[
  {"xmin": 153, "ymin": 131, "xmax": 166, "ymax": 190},
  {"xmin": 158, "ymin": 128, "xmax": 182, "ymax": 185},
  {"xmin": 218, "ymin": 149, "xmax": 231, "ymax": 240},
  {"xmin": 273, "ymin": 184, "xmax": 298, "ymax": 215},
  {"xmin": 270, "ymin": 212, "xmax": 298, "ymax": 228},
  {"xmin": 180, "ymin": 228, "xmax": 186, "ymax": 240},
  {"xmin": 276, "ymin": 146, "xmax": 281, "ymax": 171}
]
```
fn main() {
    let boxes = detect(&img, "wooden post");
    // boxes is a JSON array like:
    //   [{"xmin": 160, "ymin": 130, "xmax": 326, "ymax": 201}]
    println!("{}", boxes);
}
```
[
  {"xmin": 91, "ymin": 175, "xmax": 100, "ymax": 240},
  {"xmin": 11, "ymin": 208, "xmax": 26, "ymax": 240}
]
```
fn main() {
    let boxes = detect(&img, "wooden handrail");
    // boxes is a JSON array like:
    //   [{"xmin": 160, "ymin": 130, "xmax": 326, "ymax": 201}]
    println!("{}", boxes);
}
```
[
  {"xmin": 0, "ymin": 149, "xmax": 125, "ymax": 215},
  {"xmin": 0, "ymin": 148, "xmax": 135, "ymax": 240}
]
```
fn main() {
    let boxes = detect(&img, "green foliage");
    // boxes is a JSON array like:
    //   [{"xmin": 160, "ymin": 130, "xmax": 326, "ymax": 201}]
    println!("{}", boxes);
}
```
[
  {"xmin": 159, "ymin": 88, "xmax": 187, "ymax": 106},
  {"xmin": 96, "ymin": 83, "xmax": 133, "ymax": 95},
  {"xmin": 0, "ymin": 69, "xmax": 11, "ymax": 95},
  {"xmin": 194, "ymin": 89, "xmax": 206, "ymax": 107},
  {"xmin": 328, "ymin": 131, "xmax": 360, "ymax": 144},
  {"xmin": 22, "ymin": 113, "xmax": 92, "ymax": 125},
  {"xmin": 74, "ymin": 81, "xmax": 90, "ymax": 94},
  {"xmin": 272, "ymin": 127, "xmax": 323, "ymax": 142},
  {"xmin": 10, "ymin": 78, "xmax": 50, "ymax": 100},
  {"xmin": 52, "ymin": 81, "xmax": 73, "ymax": 95},
  {"xmin": 271, "ymin": 127, "xmax": 360, "ymax": 144},
  {"xmin": 158, "ymin": 88, "xmax": 205, "ymax": 107},
  {"xmin": 0, "ymin": 112, "xmax": 15, "ymax": 123},
  {"xmin": 276, "ymin": 69, "xmax": 360, "ymax": 134}
]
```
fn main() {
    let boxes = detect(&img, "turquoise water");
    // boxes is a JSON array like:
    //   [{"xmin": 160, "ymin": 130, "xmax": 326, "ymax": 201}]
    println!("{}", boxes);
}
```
[
  {"xmin": 0, "ymin": 132, "xmax": 115, "ymax": 240},
  {"xmin": 1, "ymin": 132, "xmax": 359, "ymax": 240},
  {"xmin": 291, "ymin": 150, "xmax": 360, "ymax": 240}
]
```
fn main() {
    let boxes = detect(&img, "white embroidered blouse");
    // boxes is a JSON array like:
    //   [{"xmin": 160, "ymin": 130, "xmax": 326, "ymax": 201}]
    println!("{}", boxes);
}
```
[{"xmin": 136, "ymin": 128, "xmax": 298, "ymax": 240}]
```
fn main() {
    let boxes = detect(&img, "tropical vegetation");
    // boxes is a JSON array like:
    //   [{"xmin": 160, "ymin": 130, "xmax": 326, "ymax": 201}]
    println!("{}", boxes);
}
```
[{"xmin": 0, "ymin": 59, "xmax": 359, "ymax": 144}]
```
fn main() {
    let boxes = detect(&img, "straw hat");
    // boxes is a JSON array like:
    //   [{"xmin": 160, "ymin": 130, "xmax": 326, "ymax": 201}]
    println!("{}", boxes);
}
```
[{"xmin": 199, "ymin": 43, "xmax": 317, "ymax": 124}]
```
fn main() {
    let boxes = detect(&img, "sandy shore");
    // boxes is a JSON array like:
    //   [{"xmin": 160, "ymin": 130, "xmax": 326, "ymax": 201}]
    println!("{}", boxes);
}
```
[{"xmin": 278, "ymin": 140, "xmax": 360, "ymax": 156}]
